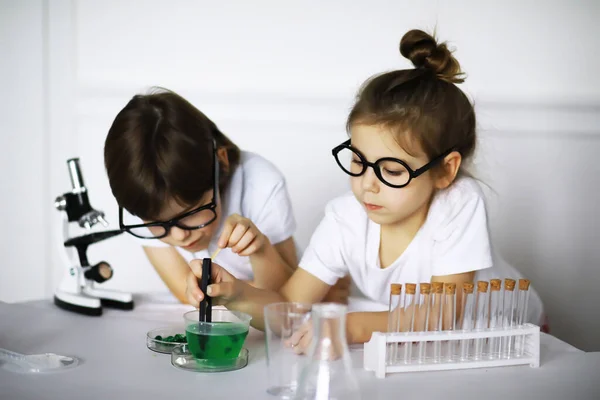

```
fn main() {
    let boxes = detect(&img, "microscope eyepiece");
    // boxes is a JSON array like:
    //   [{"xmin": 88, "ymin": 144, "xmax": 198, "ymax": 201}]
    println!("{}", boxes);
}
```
[{"xmin": 67, "ymin": 158, "xmax": 86, "ymax": 193}]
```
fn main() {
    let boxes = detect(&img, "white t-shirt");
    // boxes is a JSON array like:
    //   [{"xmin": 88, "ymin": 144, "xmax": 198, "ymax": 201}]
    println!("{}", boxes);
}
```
[
  {"xmin": 300, "ymin": 176, "xmax": 544, "ymax": 324},
  {"xmin": 126, "ymin": 151, "xmax": 296, "ymax": 281}
]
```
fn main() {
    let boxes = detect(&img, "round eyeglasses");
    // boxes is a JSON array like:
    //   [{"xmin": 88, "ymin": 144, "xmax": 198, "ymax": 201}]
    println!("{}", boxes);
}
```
[{"xmin": 332, "ymin": 139, "xmax": 454, "ymax": 188}]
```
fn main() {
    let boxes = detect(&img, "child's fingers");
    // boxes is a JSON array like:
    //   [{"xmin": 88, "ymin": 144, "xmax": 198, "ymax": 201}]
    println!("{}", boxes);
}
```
[
  {"xmin": 232, "ymin": 230, "xmax": 257, "ymax": 254},
  {"xmin": 286, "ymin": 318, "xmax": 312, "ymax": 347},
  {"xmin": 217, "ymin": 215, "xmax": 239, "ymax": 248},
  {"xmin": 206, "ymin": 281, "xmax": 237, "ymax": 301},
  {"xmin": 237, "ymin": 238, "xmax": 261, "ymax": 257},
  {"xmin": 294, "ymin": 330, "xmax": 313, "ymax": 354},
  {"xmin": 189, "ymin": 259, "xmax": 204, "ymax": 279},
  {"xmin": 186, "ymin": 262, "xmax": 235, "ymax": 306},
  {"xmin": 227, "ymin": 223, "xmax": 250, "ymax": 248},
  {"xmin": 287, "ymin": 329, "xmax": 304, "ymax": 348},
  {"xmin": 185, "ymin": 270, "xmax": 203, "ymax": 307}
]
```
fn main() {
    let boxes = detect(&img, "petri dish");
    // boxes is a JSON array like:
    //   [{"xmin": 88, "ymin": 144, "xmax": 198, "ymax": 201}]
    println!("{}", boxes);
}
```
[
  {"xmin": 0, "ymin": 350, "xmax": 79, "ymax": 374},
  {"xmin": 146, "ymin": 326, "xmax": 187, "ymax": 354},
  {"xmin": 171, "ymin": 344, "xmax": 249, "ymax": 373}
]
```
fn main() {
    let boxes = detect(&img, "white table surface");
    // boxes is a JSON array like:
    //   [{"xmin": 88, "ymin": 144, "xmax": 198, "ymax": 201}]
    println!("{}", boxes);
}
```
[{"xmin": 1, "ymin": 296, "xmax": 598, "ymax": 400}]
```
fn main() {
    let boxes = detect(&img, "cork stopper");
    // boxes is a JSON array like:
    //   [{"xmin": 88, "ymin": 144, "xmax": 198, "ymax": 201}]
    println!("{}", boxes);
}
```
[
  {"xmin": 420, "ymin": 283, "xmax": 431, "ymax": 294},
  {"xmin": 505, "ymin": 278, "xmax": 516, "ymax": 291},
  {"xmin": 490, "ymin": 279, "xmax": 501, "ymax": 291},
  {"xmin": 405, "ymin": 283, "xmax": 416, "ymax": 295},
  {"xmin": 432, "ymin": 282, "xmax": 443, "ymax": 294},
  {"xmin": 445, "ymin": 282, "xmax": 456, "ymax": 294},
  {"xmin": 477, "ymin": 281, "xmax": 489, "ymax": 293},
  {"xmin": 462, "ymin": 282, "xmax": 474, "ymax": 294},
  {"xmin": 519, "ymin": 279, "xmax": 530, "ymax": 291},
  {"xmin": 390, "ymin": 283, "xmax": 402, "ymax": 295}
]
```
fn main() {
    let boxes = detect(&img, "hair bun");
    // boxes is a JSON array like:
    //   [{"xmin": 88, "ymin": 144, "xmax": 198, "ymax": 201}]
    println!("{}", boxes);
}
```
[{"xmin": 399, "ymin": 29, "xmax": 465, "ymax": 84}]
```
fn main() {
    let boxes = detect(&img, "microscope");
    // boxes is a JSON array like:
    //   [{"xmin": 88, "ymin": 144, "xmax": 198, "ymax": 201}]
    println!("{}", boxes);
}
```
[{"xmin": 53, "ymin": 158, "xmax": 134, "ymax": 316}]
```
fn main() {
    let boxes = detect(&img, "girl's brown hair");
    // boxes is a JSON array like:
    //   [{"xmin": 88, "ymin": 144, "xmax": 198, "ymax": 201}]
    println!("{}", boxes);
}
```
[
  {"xmin": 104, "ymin": 87, "xmax": 240, "ymax": 220},
  {"xmin": 347, "ymin": 29, "xmax": 476, "ymax": 175}
]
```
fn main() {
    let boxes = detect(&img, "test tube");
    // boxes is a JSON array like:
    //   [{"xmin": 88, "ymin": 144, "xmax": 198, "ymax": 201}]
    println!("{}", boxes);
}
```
[
  {"xmin": 459, "ymin": 282, "xmax": 475, "ymax": 361},
  {"xmin": 429, "ymin": 282, "xmax": 444, "ymax": 363},
  {"xmin": 516, "ymin": 279, "xmax": 531, "ymax": 357},
  {"xmin": 487, "ymin": 279, "xmax": 502, "ymax": 359},
  {"xmin": 443, "ymin": 283, "xmax": 456, "ymax": 362},
  {"xmin": 473, "ymin": 281, "xmax": 489, "ymax": 360},
  {"xmin": 415, "ymin": 283, "xmax": 431, "ymax": 363},
  {"xmin": 387, "ymin": 283, "xmax": 402, "ymax": 365},
  {"xmin": 401, "ymin": 283, "xmax": 417, "ymax": 363},
  {"xmin": 502, "ymin": 278, "xmax": 517, "ymax": 358}
]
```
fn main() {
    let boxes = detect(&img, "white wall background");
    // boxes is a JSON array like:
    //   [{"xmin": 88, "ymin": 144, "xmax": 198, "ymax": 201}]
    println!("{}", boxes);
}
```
[{"xmin": 1, "ymin": 0, "xmax": 599, "ymax": 351}]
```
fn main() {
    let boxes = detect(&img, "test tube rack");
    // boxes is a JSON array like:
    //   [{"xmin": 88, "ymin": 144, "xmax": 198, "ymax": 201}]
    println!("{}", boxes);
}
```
[{"xmin": 364, "ymin": 323, "xmax": 540, "ymax": 378}]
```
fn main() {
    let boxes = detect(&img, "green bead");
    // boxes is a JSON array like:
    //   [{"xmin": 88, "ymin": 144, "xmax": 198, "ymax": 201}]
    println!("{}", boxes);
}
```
[{"xmin": 155, "ymin": 335, "xmax": 163, "ymax": 341}]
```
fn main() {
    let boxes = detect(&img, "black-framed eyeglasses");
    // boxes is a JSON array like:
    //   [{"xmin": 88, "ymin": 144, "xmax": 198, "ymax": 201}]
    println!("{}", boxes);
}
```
[
  {"xmin": 332, "ymin": 139, "xmax": 454, "ymax": 188},
  {"xmin": 119, "ymin": 139, "xmax": 220, "ymax": 239}
]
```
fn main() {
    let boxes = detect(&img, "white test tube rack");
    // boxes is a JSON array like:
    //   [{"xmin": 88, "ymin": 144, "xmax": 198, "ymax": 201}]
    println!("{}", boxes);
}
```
[{"xmin": 364, "ymin": 323, "xmax": 540, "ymax": 378}]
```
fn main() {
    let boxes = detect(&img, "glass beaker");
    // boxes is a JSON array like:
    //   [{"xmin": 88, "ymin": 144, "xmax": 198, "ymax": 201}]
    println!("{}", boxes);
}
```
[
  {"xmin": 183, "ymin": 309, "xmax": 251, "ymax": 360},
  {"xmin": 295, "ymin": 303, "xmax": 361, "ymax": 400},
  {"xmin": 264, "ymin": 302, "xmax": 312, "ymax": 399}
]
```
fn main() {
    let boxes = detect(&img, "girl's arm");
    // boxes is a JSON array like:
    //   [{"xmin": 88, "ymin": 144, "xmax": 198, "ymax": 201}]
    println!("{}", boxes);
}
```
[
  {"xmin": 345, "ymin": 311, "xmax": 389, "ymax": 344},
  {"xmin": 143, "ymin": 246, "xmax": 191, "ymax": 304},
  {"xmin": 237, "ymin": 268, "xmax": 331, "ymax": 330},
  {"xmin": 248, "ymin": 236, "xmax": 298, "ymax": 289},
  {"xmin": 251, "ymin": 237, "xmax": 351, "ymax": 304},
  {"xmin": 273, "ymin": 237, "xmax": 298, "ymax": 270},
  {"xmin": 345, "ymin": 271, "xmax": 476, "ymax": 344},
  {"xmin": 432, "ymin": 271, "xmax": 475, "ymax": 326}
]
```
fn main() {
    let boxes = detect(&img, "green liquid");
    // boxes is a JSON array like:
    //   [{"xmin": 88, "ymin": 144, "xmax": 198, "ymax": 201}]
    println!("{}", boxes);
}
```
[{"xmin": 186, "ymin": 321, "xmax": 249, "ymax": 360}]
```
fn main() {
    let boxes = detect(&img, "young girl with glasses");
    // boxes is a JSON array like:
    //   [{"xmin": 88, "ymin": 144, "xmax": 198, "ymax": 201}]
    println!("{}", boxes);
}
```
[
  {"xmin": 104, "ymin": 88, "xmax": 350, "ymax": 304},
  {"xmin": 185, "ymin": 29, "xmax": 546, "ymax": 346}
]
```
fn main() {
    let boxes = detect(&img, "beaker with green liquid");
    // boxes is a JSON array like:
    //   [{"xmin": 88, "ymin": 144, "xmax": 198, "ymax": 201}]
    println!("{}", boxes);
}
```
[{"xmin": 183, "ymin": 309, "xmax": 252, "ymax": 360}]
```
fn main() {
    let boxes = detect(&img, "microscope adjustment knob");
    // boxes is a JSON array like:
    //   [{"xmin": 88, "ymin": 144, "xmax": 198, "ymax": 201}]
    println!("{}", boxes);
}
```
[
  {"xmin": 78, "ymin": 210, "xmax": 108, "ymax": 229},
  {"xmin": 84, "ymin": 261, "xmax": 113, "ymax": 283},
  {"xmin": 54, "ymin": 195, "xmax": 67, "ymax": 211}
]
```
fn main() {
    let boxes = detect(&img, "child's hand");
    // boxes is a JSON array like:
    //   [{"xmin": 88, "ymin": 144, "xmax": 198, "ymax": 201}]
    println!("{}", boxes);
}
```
[
  {"xmin": 285, "ymin": 318, "xmax": 313, "ymax": 355},
  {"xmin": 285, "ymin": 317, "xmax": 344, "ymax": 360},
  {"xmin": 322, "ymin": 275, "xmax": 351, "ymax": 304},
  {"xmin": 185, "ymin": 260, "xmax": 241, "ymax": 307},
  {"xmin": 217, "ymin": 214, "xmax": 268, "ymax": 256}
]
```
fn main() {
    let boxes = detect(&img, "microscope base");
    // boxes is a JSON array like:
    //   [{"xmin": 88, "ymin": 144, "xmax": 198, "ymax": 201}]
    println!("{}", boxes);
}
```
[
  {"xmin": 54, "ymin": 285, "xmax": 135, "ymax": 316},
  {"xmin": 54, "ymin": 292, "xmax": 102, "ymax": 316},
  {"xmin": 101, "ymin": 298, "xmax": 135, "ymax": 310},
  {"xmin": 83, "ymin": 287, "xmax": 134, "ymax": 310}
]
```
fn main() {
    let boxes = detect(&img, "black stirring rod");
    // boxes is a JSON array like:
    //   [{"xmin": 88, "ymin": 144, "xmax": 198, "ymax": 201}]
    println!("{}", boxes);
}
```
[
  {"xmin": 206, "ymin": 258, "xmax": 212, "ymax": 322},
  {"xmin": 198, "ymin": 258, "xmax": 212, "ymax": 322}
]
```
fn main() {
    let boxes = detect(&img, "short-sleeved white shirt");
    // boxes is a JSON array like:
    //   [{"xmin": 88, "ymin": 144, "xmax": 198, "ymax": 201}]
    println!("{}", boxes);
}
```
[
  {"xmin": 299, "ymin": 177, "xmax": 493, "ymax": 304},
  {"xmin": 125, "ymin": 151, "xmax": 296, "ymax": 280},
  {"xmin": 299, "ymin": 176, "xmax": 544, "ymax": 324}
]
